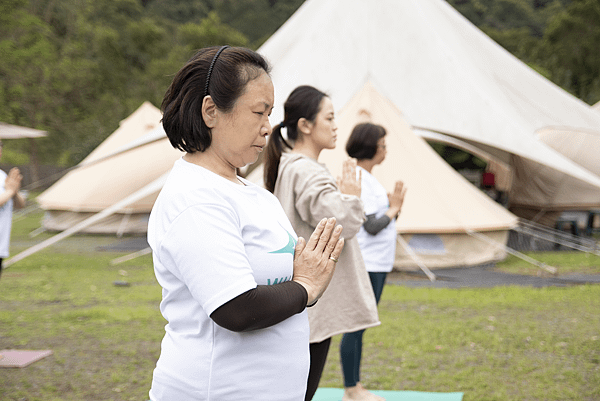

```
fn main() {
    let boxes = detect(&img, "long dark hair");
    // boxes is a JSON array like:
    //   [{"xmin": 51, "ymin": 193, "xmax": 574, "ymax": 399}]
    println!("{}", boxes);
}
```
[{"xmin": 263, "ymin": 85, "xmax": 327, "ymax": 193}]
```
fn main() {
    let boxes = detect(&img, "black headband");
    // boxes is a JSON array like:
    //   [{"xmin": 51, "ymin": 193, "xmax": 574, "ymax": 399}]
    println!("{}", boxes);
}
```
[{"xmin": 204, "ymin": 45, "xmax": 230, "ymax": 98}]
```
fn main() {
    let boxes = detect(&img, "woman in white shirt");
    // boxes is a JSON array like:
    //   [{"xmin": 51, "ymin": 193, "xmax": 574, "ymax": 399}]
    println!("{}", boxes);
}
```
[
  {"xmin": 0, "ymin": 140, "xmax": 26, "ymax": 279},
  {"xmin": 148, "ymin": 46, "xmax": 344, "ymax": 401},
  {"xmin": 340, "ymin": 123, "xmax": 406, "ymax": 401}
]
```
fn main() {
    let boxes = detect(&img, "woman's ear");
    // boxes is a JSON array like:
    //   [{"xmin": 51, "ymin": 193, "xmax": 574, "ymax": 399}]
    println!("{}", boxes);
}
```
[
  {"xmin": 298, "ymin": 117, "xmax": 313, "ymax": 135},
  {"xmin": 202, "ymin": 96, "xmax": 218, "ymax": 128}
]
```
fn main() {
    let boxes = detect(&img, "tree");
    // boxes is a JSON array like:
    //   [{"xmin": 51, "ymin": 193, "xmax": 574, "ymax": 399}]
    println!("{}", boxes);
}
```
[
  {"xmin": 543, "ymin": 0, "xmax": 600, "ymax": 103},
  {"xmin": 213, "ymin": 0, "xmax": 304, "ymax": 47},
  {"xmin": 143, "ymin": 0, "xmax": 211, "ymax": 24},
  {"xmin": 0, "ymin": 0, "xmax": 60, "ymax": 167}
]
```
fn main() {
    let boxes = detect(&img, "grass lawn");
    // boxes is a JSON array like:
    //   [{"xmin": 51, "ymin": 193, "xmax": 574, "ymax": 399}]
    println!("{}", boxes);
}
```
[{"xmin": 1, "ymin": 210, "xmax": 600, "ymax": 400}]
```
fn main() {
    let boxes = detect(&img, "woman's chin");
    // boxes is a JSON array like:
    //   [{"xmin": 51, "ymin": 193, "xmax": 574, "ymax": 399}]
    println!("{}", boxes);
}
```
[{"xmin": 239, "ymin": 154, "xmax": 260, "ymax": 169}]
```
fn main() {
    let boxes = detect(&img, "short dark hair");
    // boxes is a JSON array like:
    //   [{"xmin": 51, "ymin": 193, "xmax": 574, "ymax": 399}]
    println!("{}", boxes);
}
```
[
  {"xmin": 345, "ymin": 123, "xmax": 387, "ymax": 160},
  {"xmin": 161, "ymin": 46, "xmax": 271, "ymax": 153}
]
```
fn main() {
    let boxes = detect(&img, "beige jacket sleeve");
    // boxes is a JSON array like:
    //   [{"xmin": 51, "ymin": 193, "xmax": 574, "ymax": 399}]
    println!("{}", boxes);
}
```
[{"xmin": 291, "ymin": 157, "xmax": 365, "ymax": 239}]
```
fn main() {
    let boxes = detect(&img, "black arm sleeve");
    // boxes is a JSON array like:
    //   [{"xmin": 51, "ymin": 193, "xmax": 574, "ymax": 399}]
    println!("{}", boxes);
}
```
[
  {"xmin": 210, "ymin": 281, "xmax": 308, "ymax": 332},
  {"xmin": 363, "ymin": 213, "xmax": 392, "ymax": 235}
]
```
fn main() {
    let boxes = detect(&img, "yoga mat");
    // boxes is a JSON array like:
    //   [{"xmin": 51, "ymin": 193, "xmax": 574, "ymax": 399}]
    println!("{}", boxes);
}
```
[
  {"xmin": 0, "ymin": 350, "xmax": 53, "ymax": 368},
  {"xmin": 313, "ymin": 388, "xmax": 463, "ymax": 401}
]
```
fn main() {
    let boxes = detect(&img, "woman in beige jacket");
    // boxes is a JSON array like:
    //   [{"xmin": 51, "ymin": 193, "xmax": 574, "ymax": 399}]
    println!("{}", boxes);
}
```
[{"xmin": 264, "ymin": 85, "xmax": 380, "ymax": 401}]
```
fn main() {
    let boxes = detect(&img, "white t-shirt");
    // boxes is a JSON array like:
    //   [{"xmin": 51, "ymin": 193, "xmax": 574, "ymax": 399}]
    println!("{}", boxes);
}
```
[
  {"xmin": 148, "ymin": 158, "xmax": 309, "ymax": 401},
  {"xmin": 356, "ymin": 167, "xmax": 397, "ymax": 273},
  {"xmin": 0, "ymin": 170, "xmax": 13, "ymax": 258}
]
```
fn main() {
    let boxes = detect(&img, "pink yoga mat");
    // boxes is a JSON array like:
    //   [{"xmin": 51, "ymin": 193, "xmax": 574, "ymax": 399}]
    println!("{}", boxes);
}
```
[{"xmin": 0, "ymin": 350, "xmax": 53, "ymax": 368}]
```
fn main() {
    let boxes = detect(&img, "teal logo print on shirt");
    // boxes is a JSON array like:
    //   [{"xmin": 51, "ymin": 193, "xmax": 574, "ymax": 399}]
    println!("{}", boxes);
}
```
[
  {"xmin": 266, "ymin": 229, "xmax": 295, "ymax": 285},
  {"xmin": 269, "ymin": 230, "xmax": 297, "ymax": 256},
  {"xmin": 267, "ymin": 276, "xmax": 291, "ymax": 285}
]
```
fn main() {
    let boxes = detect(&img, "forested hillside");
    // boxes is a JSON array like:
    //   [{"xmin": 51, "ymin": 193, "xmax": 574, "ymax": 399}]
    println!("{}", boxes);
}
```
[{"xmin": 1, "ymin": 0, "xmax": 598, "ymax": 167}]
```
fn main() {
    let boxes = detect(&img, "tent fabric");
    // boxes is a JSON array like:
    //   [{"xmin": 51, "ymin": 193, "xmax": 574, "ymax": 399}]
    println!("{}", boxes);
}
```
[
  {"xmin": 416, "ymin": 129, "xmax": 513, "ymax": 192},
  {"xmin": 6, "ymin": 173, "xmax": 169, "ymax": 266},
  {"xmin": 532, "ymin": 127, "xmax": 600, "ymax": 209},
  {"xmin": 0, "ymin": 122, "xmax": 47, "ymax": 139},
  {"xmin": 247, "ymin": 82, "xmax": 517, "ymax": 269},
  {"xmin": 397, "ymin": 231, "xmax": 510, "ymax": 270},
  {"xmin": 37, "ymin": 102, "xmax": 182, "ymax": 233},
  {"xmin": 510, "ymin": 102, "xmax": 600, "ymax": 212},
  {"xmin": 319, "ymin": 82, "xmax": 517, "ymax": 269},
  {"xmin": 318, "ymin": 82, "xmax": 518, "ymax": 234},
  {"xmin": 257, "ymin": 0, "xmax": 600, "ymax": 212},
  {"xmin": 41, "ymin": 209, "xmax": 151, "ymax": 235},
  {"xmin": 81, "ymin": 101, "xmax": 161, "ymax": 163}
]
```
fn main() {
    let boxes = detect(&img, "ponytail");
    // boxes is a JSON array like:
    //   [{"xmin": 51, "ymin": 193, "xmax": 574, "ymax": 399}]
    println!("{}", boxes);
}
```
[
  {"xmin": 263, "ymin": 85, "xmax": 327, "ymax": 193},
  {"xmin": 264, "ymin": 123, "xmax": 291, "ymax": 193}
]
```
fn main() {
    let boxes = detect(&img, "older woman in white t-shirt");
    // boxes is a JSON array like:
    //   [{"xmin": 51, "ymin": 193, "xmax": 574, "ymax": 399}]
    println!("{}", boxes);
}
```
[
  {"xmin": 340, "ymin": 123, "xmax": 407, "ymax": 401},
  {"xmin": 148, "ymin": 46, "xmax": 345, "ymax": 401}
]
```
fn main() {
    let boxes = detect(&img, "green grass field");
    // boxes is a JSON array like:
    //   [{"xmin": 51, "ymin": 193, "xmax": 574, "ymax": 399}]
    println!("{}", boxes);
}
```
[{"xmin": 1, "ymin": 210, "xmax": 599, "ymax": 400}]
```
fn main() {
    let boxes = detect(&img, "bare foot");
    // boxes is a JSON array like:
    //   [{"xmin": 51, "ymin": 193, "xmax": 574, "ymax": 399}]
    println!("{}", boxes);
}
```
[{"xmin": 342, "ymin": 383, "xmax": 385, "ymax": 401}]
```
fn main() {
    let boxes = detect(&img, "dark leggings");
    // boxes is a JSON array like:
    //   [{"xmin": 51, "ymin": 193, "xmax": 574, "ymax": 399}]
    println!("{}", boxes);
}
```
[
  {"xmin": 305, "ymin": 337, "xmax": 332, "ymax": 401},
  {"xmin": 340, "ymin": 272, "xmax": 387, "ymax": 388},
  {"xmin": 0, "ymin": 258, "xmax": 3, "ymax": 280}
]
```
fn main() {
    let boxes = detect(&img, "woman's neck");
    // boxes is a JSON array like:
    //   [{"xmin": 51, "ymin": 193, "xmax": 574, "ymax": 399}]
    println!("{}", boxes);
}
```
[
  {"xmin": 291, "ymin": 140, "xmax": 322, "ymax": 161},
  {"xmin": 357, "ymin": 159, "xmax": 375, "ymax": 173},
  {"xmin": 183, "ymin": 151, "xmax": 242, "ymax": 185}
]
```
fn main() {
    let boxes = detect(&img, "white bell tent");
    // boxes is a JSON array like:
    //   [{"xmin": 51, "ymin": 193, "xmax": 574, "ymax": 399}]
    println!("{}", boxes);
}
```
[
  {"xmin": 320, "ymin": 82, "xmax": 518, "ymax": 269},
  {"xmin": 257, "ymin": 0, "xmax": 600, "ymax": 223}
]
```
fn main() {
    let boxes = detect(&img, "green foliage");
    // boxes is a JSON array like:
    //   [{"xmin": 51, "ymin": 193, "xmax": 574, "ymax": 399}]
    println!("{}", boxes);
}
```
[
  {"xmin": 1, "ymin": 0, "xmax": 598, "ymax": 175},
  {"xmin": 178, "ymin": 11, "xmax": 249, "ymax": 49},
  {"xmin": 542, "ymin": 0, "xmax": 600, "ymax": 102},
  {"xmin": 144, "ymin": 0, "xmax": 211, "ymax": 24},
  {"xmin": 0, "ymin": 141, "xmax": 30, "ymax": 164},
  {"xmin": 213, "ymin": 0, "xmax": 305, "ymax": 48},
  {"xmin": 0, "ymin": 0, "xmax": 303, "ymax": 170}
]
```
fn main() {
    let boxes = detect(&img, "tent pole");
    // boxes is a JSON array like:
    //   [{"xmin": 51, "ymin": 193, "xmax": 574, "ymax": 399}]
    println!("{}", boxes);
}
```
[
  {"xmin": 116, "ymin": 211, "xmax": 132, "ymax": 238},
  {"xmin": 466, "ymin": 229, "xmax": 558, "ymax": 275},
  {"xmin": 3, "ymin": 174, "xmax": 168, "ymax": 268},
  {"xmin": 396, "ymin": 235, "xmax": 436, "ymax": 281},
  {"xmin": 514, "ymin": 225, "xmax": 600, "ymax": 256},
  {"xmin": 110, "ymin": 247, "xmax": 152, "ymax": 265}
]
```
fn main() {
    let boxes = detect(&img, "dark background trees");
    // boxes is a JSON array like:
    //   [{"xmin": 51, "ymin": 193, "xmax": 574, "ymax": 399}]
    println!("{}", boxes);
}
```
[{"xmin": 1, "ymin": 0, "xmax": 598, "ymax": 169}]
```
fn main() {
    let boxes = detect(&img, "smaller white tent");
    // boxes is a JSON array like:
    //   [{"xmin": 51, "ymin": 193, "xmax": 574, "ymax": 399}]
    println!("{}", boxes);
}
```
[
  {"xmin": 532, "ymin": 127, "xmax": 600, "ymax": 209},
  {"xmin": 37, "ymin": 102, "xmax": 182, "ymax": 234},
  {"xmin": 261, "ymin": 82, "xmax": 518, "ymax": 269},
  {"xmin": 510, "ymin": 102, "xmax": 600, "ymax": 221}
]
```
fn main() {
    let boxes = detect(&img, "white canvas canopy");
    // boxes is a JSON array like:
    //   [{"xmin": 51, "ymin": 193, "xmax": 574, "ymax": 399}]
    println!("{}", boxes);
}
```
[
  {"xmin": 321, "ymin": 82, "xmax": 518, "ymax": 269},
  {"xmin": 37, "ymin": 102, "xmax": 182, "ymax": 234},
  {"xmin": 518, "ymin": 127, "xmax": 600, "ymax": 212},
  {"xmin": 0, "ymin": 122, "xmax": 47, "ymax": 139},
  {"xmin": 258, "ymin": 0, "xmax": 600, "ymax": 220},
  {"xmin": 246, "ymin": 82, "xmax": 518, "ymax": 269},
  {"xmin": 509, "ymin": 103, "xmax": 600, "ymax": 219}
]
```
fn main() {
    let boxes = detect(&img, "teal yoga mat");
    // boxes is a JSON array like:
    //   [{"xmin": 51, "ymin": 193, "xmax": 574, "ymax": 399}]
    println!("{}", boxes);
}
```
[{"xmin": 313, "ymin": 388, "xmax": 463, "ymax": 401}]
